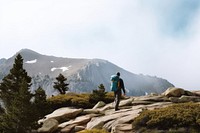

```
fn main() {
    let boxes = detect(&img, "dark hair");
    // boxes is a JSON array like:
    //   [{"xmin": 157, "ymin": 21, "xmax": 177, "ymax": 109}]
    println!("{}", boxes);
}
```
[{"xmin": 116, "ymin": 72, "xmax": 120, "ymax": 76}]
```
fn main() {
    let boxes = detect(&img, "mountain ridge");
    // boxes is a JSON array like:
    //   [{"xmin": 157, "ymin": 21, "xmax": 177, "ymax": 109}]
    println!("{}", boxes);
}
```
[{"xmin": 0, "ymin": 49, "xmax": 174, "ymax": 96}]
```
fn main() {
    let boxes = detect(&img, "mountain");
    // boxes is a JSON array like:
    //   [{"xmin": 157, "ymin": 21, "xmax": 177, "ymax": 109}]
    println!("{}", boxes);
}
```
[{"xmin": 0, "ymin": 49, "xmax": 174, "ymax": 96}]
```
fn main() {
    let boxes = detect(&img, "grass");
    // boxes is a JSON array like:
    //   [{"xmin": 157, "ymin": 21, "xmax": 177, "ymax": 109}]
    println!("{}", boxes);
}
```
[
  {"xmin": 132, "ymin": 102, "xmax": 200, "ymax": 132},
  {"xmin": 47, "ymin": 92, "xmax": 115, "ymax": 109}
]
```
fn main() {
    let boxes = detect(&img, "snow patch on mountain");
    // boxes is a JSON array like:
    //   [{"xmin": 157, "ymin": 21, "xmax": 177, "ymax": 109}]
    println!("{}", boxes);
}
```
[
  {"xmin": 77, "ymin": 73, "xmax": 82, "ymax": 80},
  {"xmin": 51, "ymin": 66, "xmax": 72, "ymax": 72},
  {"xmin": 50, "ymin": 61, "xmax": 54, "ymax": 63},
  {"xmin": 25, "ymin": 59, "xmax": 37, "ymax": 64}
]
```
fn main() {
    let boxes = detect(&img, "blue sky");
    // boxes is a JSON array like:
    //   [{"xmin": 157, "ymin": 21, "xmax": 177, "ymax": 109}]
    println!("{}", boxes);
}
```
[
  {"xmin": 0, "ymin": 0, "xmax": 200, "ymax": 90},
  {"xmin": 145, "ymin": 0, "xmax": 200, "ymax": 37}
]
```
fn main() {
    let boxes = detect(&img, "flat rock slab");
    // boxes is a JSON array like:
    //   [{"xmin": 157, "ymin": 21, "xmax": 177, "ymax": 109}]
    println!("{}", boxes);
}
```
[
  {"xmin": 58, "ymin": 114, "xmax": 97, "ymax": 128},
  {"xmin": 40, "ymin": 107, "xmax": 83, "ymax": 123},
  {"xmin": 104, "ymin": 109, "xmax": 141, "ymax": 131},
  {"xmin": 86, "ymin": 108, "xmax": 142, "ymax": 130},
  {"xmin": 60, "ymin": 124, "xmax": 77, "ymax": 133},
  {"xmin": 111, "ymin": 124, "xmax": 134, "ymax": 133},
  {"xmin": 119, "ymin": 98, "xmax": 134, "ymax": 107},
  {"xmin": 92, "ymin": 101, "xmax": 106, "ymax": 109},
  {"xmin": 81, "ymin": 109, "xmax": 101, "ymax": 115},
  {"xmin": 134, "ymin": 95, "xmax": 169, "ymax": 102}
]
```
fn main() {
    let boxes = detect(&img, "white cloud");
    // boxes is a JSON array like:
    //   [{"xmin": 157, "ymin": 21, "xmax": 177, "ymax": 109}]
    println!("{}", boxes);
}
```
[{"xmin": 0, "ymin": 0, "xmax": 200, "ymax": 90}]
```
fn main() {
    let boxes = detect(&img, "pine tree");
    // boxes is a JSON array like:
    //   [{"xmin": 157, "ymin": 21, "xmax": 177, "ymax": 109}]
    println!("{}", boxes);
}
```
[
  {"xmin": 98, "ymin": 83, "xmax": 105, "ymax": 93},
  {"xmin": 53, "ymin": 73, "xmax": 69, "ymax": 94},
  {"xmin": 33, "ymin": 86, "xmax": 50, "ymax": 120},
  {"xmin": 0, "ymin": 54, "xmax": 34, "ymax": 133},
  {"xmin": 89, "ymin": 84, "xmax": 107, "ymax": 104},
  {"xmin": 0, "ymin": 54, "xmax": 32, "ymax": 107}
]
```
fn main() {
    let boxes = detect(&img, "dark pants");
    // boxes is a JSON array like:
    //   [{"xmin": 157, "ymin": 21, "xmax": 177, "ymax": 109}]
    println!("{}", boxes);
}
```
[{"xmin": 114, "ymin": 89, "xmax": 121, "ymax": 111}]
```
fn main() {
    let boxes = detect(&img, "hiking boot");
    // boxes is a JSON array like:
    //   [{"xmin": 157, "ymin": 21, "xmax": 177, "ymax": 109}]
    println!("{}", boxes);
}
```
[{"xmin": 115, "ymin": 108, "xmax": 120, "ymax": 111}]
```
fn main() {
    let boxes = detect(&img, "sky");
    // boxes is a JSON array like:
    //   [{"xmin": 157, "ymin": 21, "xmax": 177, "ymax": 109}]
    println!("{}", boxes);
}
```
[{"xmin": 0, "ymin": 0, "xmax": 200, "ymax": 90}]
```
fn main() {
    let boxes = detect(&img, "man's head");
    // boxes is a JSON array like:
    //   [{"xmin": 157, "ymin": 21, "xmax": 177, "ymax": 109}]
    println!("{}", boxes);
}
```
[{"xmin": 116, "ymin": 72, "xmax": 120, "ymax": 76}]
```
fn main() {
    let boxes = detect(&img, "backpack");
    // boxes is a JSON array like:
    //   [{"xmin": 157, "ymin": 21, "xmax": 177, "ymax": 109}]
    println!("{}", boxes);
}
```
[{"xmin": 110, "ymin": 75, "xmax": 119, "ymax": 91}]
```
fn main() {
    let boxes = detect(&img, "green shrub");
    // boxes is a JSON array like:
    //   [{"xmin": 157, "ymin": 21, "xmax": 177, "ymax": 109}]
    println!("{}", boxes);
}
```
[
  {"xmin": 71, "ymin": 96, "xmax": 92, "ymax": 108},
  {"xmin": 132, "ymin": 102, "xmax": 200, "ymax": 131},
  {"xmin": 89, "ymin": 84, "xmax": 107, "ymax": 104},
  {"xmin": 89, "ymin": 90, "xmax": 107, "ymax": 104},
  {"xmin": 78, "ymin": 129, "xmax": 109, "ymax": 133},
  {"xmin": 104, "ymin": 92, "xmax": 115, "ymax": 103},
  {"xmin": 48, "ymin": 91, "xmax": 116, "ymax": 110},
  {"xmin": 47, "ymin": 93, "xmax": 94, "ymax": 109},
  {"xmin": 47, "ymin": 94, "xmax": 73, "ymax": 109}
]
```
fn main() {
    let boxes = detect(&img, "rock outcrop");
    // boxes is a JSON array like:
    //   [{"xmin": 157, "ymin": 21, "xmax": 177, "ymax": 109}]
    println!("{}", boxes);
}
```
[
  {"xmin": 162, "ymin": 87, "xmax": 198, "ymax": 97},
  {"xmin": 38, "ymin": 88, "xmax": 200, "ymax": 133},
  {"xmin": 38, "ymin": 108, "xmax": 83, "ymax": 124},
  {"xmin": 38, "ymin": 119, "xmax": 59, "ymax": 133}
]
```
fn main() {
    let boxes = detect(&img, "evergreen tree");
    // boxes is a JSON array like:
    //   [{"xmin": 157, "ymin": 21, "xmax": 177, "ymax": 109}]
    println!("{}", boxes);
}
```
[
  {"xmin": 0, "ymin": 54, "xmax": 34, "ymax": 133},
  {"xmin": 89, "ymin": 84, "xmax": 107, "ymax": 104},
  {"xmin": 53, "ymin": 73, "xmax": 69, "ymax": 94},
  {"xmin": 98, "ymin": 83, "xmax": 105, "ymax": 93},
  {"xmin": 33, "ymin": 86, "xmax": 50, "ymax": 120},
  {"xmin": 0, "ymin": 54, "xmax": 31, "ymax": 107}
]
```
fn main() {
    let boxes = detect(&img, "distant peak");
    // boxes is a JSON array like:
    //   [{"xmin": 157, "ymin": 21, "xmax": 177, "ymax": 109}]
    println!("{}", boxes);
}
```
[
  {"xmin": 17, "ymin": 49, "xmax": 40, "ymax": 55},
  {"xmin": 14, "ymin": 49, "xmax": 41, "ymax": 60}
]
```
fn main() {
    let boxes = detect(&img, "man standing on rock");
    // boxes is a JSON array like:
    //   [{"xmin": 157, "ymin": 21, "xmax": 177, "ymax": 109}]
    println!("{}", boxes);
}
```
[{"xmin": 110, "ymin": 72, "xmax": 126, "ymax": 111}]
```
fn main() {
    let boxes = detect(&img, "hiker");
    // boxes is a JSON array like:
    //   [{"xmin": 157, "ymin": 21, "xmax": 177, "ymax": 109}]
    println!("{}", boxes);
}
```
[{"xmin": 110, "ymin": 72, "xmax": 126, "ymax": 111}]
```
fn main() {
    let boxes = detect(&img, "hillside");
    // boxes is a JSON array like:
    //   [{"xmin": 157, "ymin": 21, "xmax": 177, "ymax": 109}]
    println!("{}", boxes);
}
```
[
  {"xmin": 0, "ymin": 49, "xmax": 174, "ymax": 96},
  {"xmin": 37, "ymin": 88, "xmax": 200, "ymax": 133}
]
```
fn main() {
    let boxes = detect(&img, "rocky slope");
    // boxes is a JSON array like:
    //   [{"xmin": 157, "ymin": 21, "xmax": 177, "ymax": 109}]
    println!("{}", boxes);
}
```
[
  {"xmin": 0, "ymin": 49, "xmax": 174, "ymax": 96},
  {"xmin": 37, "ymin": 87, "xmax": 200, "ymax": 133}
]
